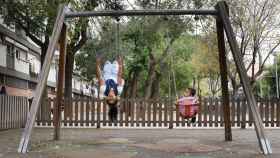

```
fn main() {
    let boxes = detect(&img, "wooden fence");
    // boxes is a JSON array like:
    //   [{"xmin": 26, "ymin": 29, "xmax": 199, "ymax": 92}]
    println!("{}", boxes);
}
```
[
  {"xmin": 36, "ymin": 97, "xmax": 280, "ymax": 128},
  {"xmin": 1, "ymin": 96, "xmax": 279, "ymax": 129},
  {"xmin": 0, "ymin": 96, "xmax": 29, "ymax": 129}
]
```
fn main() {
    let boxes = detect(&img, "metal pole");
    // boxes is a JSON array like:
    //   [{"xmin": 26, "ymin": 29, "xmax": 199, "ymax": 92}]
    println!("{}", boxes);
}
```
[
  {"xmin": 65, "ymin": 9, "xmax": 218, "ymax": 18},
  {"xmin": 275, "ymin": 54, "xmax": 279, "ymax": 98}
]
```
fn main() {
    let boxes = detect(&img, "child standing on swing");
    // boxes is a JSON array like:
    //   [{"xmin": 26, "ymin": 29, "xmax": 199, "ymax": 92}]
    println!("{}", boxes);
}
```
[{"xmin": 96, "ymin": 55, "xmax": 125, "ymax": 122}]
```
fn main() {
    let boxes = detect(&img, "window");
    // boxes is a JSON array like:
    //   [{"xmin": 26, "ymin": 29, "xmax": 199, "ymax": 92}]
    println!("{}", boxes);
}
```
[
  {"xmin": 6, "ymin": 44, "xmax": 14, "ymax": 57},
  {"xmin": 15, "ymin": 48, "xmax": 28, "ymax": 61},
  {"xmin": 6, "ymin": 44, "xmax": 15, "ymax": 69},
  {"xmin": 6, "ymin": 76, "xmax": 28, "ymax": 89},
  {"xmin": 16, "ymin": 49, "xmax": 20, "ymax": 59},
  {"xmin": 0, "ymin": 74, "xmax": 5, "ymax": 84}
]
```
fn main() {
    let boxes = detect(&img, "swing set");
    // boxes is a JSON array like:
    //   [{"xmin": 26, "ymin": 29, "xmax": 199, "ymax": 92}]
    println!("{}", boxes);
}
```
[{"xmin": 18, "ymin": 1, "xmax": 272, "ymax": 155}]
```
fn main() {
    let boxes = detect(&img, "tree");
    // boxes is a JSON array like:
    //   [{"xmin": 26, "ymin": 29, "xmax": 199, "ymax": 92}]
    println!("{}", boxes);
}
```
[
  {"xmin": 190, "ymin": 32, "xmax": 221, "ymax": 97},
  {"xmin": 200, "ymin": 0, "xmax": 280, "ymax": 95},
  {"xmin": 255, "ymin": 56, "xmax": 280, "ymax": 98}
]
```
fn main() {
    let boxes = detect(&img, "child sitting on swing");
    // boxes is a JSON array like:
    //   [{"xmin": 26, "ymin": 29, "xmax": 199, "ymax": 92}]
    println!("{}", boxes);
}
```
[
  {"xmin": 96, "ymin": 55, "xmax": 125, "ymax": 122},
  {"xmin": 177, "ymin": 88, "xmax": 199, "ymax": 123}
]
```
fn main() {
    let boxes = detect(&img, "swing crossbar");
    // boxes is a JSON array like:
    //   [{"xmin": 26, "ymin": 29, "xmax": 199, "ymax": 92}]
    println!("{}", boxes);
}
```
[{"xmin": 65, "ymin": 9, "xmax": 218, "ymax": 18}]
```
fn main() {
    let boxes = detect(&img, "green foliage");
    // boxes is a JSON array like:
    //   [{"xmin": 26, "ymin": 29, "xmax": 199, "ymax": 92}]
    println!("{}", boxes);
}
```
[{"xmin": 255, "ymin": 56, "xmax": 280, "ymax": 98}]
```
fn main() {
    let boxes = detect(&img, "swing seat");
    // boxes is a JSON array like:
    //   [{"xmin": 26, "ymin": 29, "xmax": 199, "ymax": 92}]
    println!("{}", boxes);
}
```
[{"xmin": 177, "ymin": 97, "xmax": 199, "ymax": 119}]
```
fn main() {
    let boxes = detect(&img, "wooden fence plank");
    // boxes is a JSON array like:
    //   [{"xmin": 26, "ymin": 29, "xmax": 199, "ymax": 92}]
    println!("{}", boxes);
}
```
[
  {"xmin": 125, "ymin": 99, "xmax": 129, "ymax": 127},
  {"xmin": 214, "ymin": 98, "xmax": 219, "ymax": 127},
  {"xmin": 91, "ymin": 98, "xmax": 96, "ymax": 126},
  {"xmin": 203, "ymin": 98, "xmax": 208, "ymax": 127},
  {"xmin": 119, "ymin": 99, "xmax": 124, "ymax": 127},
  {"xmin": 139, "ymin": 99, "xmax": 143, "ymax": 127},
  {"xmin": 103, "ymin": 100, "xmax": 107, "ymax": 126},
  {"xmin": 9, "ymin": 96, "xmax": 12, "ymax": 129},
  {"xmin": 236, "ymin": 98, "xmax": 241, "ymax": 127},
  {"xmin": 220, "ymin": 99, "xmax": 224, "ymax": 127},
  {"xmin": 197, "ymin": 98, "xmax": 202, "ymax": 127},
  {"xmin": 169, "ymin": 100, "xmax": 174, "ymax": 129},
  {"xmin": 176, "ymin": 101, "xmax": 180, "ymax": 127},
  {"xmin": 182, "ymin": 103, "xmax": 186, "ymax": 127},
  {"xmin": 141, "ymin": 101, "xmax": 146, "ymax": 127},
  {"xmin": 271, "ymin": 99, "xmax": 275, "ymax": 127},
  {"xmin": 15, "ymin": 97, "xmax": 19, "ymax": 128},
  {"xmin": 69, "ymin": 99, "xmax": 74, "ymax": 127},
  {"xmin": 265, "ymin": 99, "xmax": 269, "ymax": 127},
  {"xmin": 19, "ymin": 97, "xmax": 22, "ymax": 128},
  {"xmin": 138, "ymin": 100, "xmax": 143, "ymax": 127},
  {"xmin": 7, "ymin": 96, "xmax": 10, "ymax": 129},
  {"xmin": 209, "ymin": 97, "xmax": 213, "ymax": 127},
  {"xmin": 231, "ymin": 98, "xmax": 235, "ymax": 127},
  {"xmin": 158, "ymin": 101, "xmax": 162, "ymax": 127},
  {"xmin": 80, "ymin": 97, "xmax": 84, "ymax": 126},
  {"xmin": 277, "ymin": 98, "xmax": 280, "ymax": 127},
  {"xmin": 75, "ymin": 99, "xmax": 79, "ymax": 126},
  {"xmin": 147, "ymin": 100, "xmax": 151, "ymax": 127},
  {"xmin": 259, "ymin": 100, "xmax": 264, "ymax": 123},
  {"xmin": 241, "ymin": 100, "xmax": 246, "ymax": 129},
  {"xmin": 13, "ymin": 96, "xmax": 17, "ymax": 128},
  {"xmin": 164, "ymin": 99, "xmax": 168, "ymax": 127},
  {"xmin": 153, "ymin": 101, "xmax": 157, "ymax": 127},
  {"xmin": 96, "ymin": 99, "xmax": 101, "ymax": 128},
  {"xmin": 130, "ymin": 99, "xmax": 135, "ymax": 127},
  {"xmin": 86, "ymin": 98, "xmax": 90, "ymax": 126},
  {"xmin": 4, "ymin": 96, "xmax": 7, "ymax": 129}
]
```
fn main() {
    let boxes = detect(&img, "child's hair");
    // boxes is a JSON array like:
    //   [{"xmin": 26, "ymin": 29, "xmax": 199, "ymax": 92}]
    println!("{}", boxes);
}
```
[
  {"xmin": 106, "ymin": 98, "xmax": 118, "ymax": 106},
  {"xmin": 187, "ymin": 88, "xmax": 196, "ymax": 96}
]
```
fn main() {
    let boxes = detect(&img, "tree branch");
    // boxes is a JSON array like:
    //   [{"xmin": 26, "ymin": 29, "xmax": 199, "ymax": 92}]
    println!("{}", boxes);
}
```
[
  {"xmin": 72, "ymin": 27, "xmax": 88, "ymax": 53},
  {"xmin": 19, "ymin": 23, "xmax": 44, "ymax": 47},
  {"xmin": 259, "ymin": 40, "xmax": 280, "ymax": 71},
  {"xmin": 11, "ymin": 7, "xmax": 44, "ymax": 47}
]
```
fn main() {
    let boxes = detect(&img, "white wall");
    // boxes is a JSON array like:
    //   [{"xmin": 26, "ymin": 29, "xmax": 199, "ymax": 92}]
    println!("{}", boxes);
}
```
[
  {"xmin": 0, "ymin": 44, "xmax": 6, "ymax": 67},
  {"xmin": 72, "ymin": 78, "xmax": 81, "ymax": 91},
  {"xmin": 28, "ymin": 53, "xmax": 40, "ymax": 74},
  {"xmin": 14, "ymin": 58, "xmax": 29, "ymax": 74},
  {"xmin": 48, "ymin": 63, "xmax": 57, "ymax": 83}
]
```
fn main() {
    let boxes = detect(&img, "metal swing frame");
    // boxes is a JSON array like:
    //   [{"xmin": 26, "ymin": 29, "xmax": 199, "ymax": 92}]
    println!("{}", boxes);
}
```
[{"xmin": 18, "ymin": 1, "xmax": 272, "ymax": 155}]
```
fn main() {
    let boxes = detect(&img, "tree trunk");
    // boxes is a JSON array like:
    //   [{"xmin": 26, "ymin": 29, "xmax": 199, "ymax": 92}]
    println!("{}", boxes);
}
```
[
  {"xmin": 123, "ymin": 71, "xmax": 133, "ymax": 98},
  {"xmin": 230, "ymin": 78, "xmax": 239, "ymax": 97},
  {"xmin": 64, "ymin": 51, "xmax": 74, "ymax": 118},
  {"xmin": 39, "ymin": 42, "xmax": 50, "ymax": 121},
  {"xmin": 129, "ymin": 70, "xmax": 140, "ymax": 98},
  {"xmin": 192, "ymin": 77, "xmax": 196, "ymax": 89},
  {"xmin": 151, "ymin": 72, "xmax": 161, "ymax": 99},
  {"xmin": 144, "ymin": 53, "xmax": 157, "ymax": 99},
  {"xmin": 64, "ymin": 52, "xmax": 74, "ymax": 99}
]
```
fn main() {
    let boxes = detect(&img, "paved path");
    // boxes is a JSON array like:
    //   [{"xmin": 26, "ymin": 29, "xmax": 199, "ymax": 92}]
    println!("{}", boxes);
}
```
[{"xmin": 0, "ymin": 128, "xmax": 279, "ymax": 158}]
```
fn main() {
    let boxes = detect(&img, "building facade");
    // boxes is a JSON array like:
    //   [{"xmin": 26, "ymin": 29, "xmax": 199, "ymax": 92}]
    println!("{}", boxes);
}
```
[{"xmin": 0, "ymin": 24, "xmax": 92, "ymax": 98}]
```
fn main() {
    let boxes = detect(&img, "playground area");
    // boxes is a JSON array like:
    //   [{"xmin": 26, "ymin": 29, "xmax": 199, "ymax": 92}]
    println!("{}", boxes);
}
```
[
  {"xmin": 0, "ymin": 128, "xmax": 279, "ymax": 158},
  {"xmin": 1, "ymin": 0, "xmax": 279, "ymax": 156}
]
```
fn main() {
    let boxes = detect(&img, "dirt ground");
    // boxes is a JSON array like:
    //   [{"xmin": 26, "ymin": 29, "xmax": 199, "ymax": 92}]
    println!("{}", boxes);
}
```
[{"xmin": 0, "ymin": 128, "xmax": 279, "ymax": 158}]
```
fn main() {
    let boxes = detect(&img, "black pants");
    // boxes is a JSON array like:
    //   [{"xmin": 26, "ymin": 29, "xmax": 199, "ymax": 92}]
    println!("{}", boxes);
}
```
[{"xmin": 108, "ymin": 105, "xmax": 118, "ymax": 122}]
